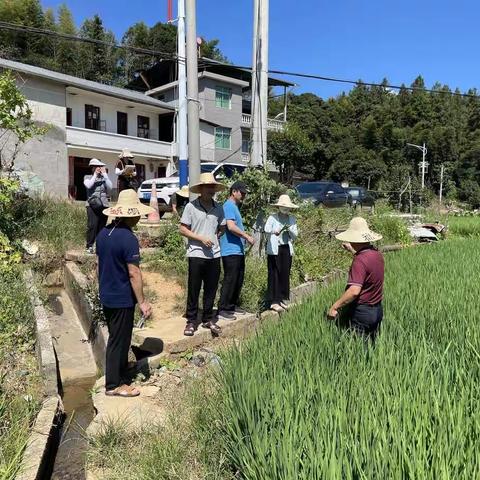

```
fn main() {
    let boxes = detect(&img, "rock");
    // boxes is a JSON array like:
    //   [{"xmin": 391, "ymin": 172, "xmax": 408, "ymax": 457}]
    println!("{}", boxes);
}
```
[
  {"xmin": 43, "ymin": 269, "xmax": 63, "ymax": 287},
  {"xmin": 21, "ymin": 239, "xmax": 39, "ymax": 256}
]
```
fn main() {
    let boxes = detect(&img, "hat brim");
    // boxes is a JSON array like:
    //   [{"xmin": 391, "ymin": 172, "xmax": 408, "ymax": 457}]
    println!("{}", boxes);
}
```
[
  {"xmin": 176, "ymin": 190, "xmax": 190, "ymax": 198},
  {"xmin": 190, "ymin": 182, "xmax": 226, "ymax": 194},
  {"xmin": 335, "ymin": 229, "xmax": 382, "ymax": 243},
  {"xmin": 119, "ymin": 153, "xmax": 135, "ymax": 159},
  {"xmin": 103, "ymin": 203, "xmax": 155, "ymax": 217},
  {"xmin": 271, "ymin": 202, "xmax": 299, "ymax": 209},
  {"xmin": 89, "ymin": 161, "xmax": 106, "ymax": 167}
]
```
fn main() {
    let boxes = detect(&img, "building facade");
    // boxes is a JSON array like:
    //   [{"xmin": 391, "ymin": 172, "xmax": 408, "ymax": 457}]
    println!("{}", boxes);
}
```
[{"xmin": 0, "ymin": 59, "xmax": 176, "ymax": 199}]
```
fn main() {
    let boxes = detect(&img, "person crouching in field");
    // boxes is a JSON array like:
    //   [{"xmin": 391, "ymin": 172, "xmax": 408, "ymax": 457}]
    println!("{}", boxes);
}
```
[
  {"xmin": 179, "ymin": 173, "xmax": 226, "ymax": 337},
  {"xmin": 328, "ymin": 217, "xmax": 384, "ymax": 340},
  {"xmin": 264, "ymin": 194, "xmax": 299, "ymax": 313}
]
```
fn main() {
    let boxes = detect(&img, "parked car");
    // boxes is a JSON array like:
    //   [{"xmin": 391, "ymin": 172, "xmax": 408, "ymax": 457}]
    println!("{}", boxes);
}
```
[
  {"xmin": 344, "ymin": 186, "xmax": 376, "ymax": 209},
  {"xmin": 295, "ymin": 181, "xmax": 351, "ymax": 207},
  {"xmin": 137, "ymin": 162, "xmax": 248, "ymax": 211}
]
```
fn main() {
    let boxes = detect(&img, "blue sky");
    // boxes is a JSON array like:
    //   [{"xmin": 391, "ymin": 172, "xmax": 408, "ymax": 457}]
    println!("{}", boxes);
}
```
[{"xmin": 40, "ymin": 0, "xmax": 480, "ymax": 99}]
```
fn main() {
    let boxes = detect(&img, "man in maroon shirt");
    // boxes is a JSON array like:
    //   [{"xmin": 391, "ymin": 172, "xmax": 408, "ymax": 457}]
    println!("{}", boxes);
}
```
[{"xmin": 328, "ymin": 217, "xmax": 385, "ymax": 340}]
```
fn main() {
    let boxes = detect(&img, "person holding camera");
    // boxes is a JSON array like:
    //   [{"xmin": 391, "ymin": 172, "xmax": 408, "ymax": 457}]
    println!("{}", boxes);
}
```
[
  {"xmin": 84, "ymin": 158, "xmax": 112, "ymax": 254},
  {"xmin": 264, "ymin": 194, "xmax": 299, "ymax": 313}
]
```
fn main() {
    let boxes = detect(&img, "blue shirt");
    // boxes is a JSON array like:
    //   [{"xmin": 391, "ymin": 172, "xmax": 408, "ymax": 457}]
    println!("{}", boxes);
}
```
[
  {"xmin": 96, "ymin": 223, "xmax": 140, "ymax": 308},
  {"xmin": 220, "ymin": 199, "xmax": 245, "ymax": 256}
]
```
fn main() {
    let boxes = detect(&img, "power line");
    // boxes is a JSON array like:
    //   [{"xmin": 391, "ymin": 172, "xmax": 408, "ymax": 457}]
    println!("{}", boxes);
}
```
[{"xmin": 3, "ymin": 20, "xmax": 480, "ymax": 100}]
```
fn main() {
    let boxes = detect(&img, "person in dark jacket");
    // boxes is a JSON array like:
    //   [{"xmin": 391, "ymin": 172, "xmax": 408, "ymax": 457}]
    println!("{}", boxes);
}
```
[
  {"xmin": 84, "ymin": 158, "xmax": 112, "ymax": 253},
  {"xmin": 115, "ymin": 148, "xmax": 138, "ymax": 193},
  {"xmin": 328, "ymin": 217, "xmax": 385, "ymax": 340}
]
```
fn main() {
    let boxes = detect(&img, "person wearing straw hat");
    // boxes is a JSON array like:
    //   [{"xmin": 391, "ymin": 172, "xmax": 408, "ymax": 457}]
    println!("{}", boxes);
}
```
[
  {"xmin": 115, "ymin": 148, "xmax": 137, "ymax": 193},
  {"xmin": 264, "ymin": 194, "xmax": 299, "ymax": 313},
  {"xmin": 179, "ymin": 173, "xmax": 226, "ymax": 336},
  {"xmin": 84, "ymin": 158, "xmax": 112, "ymax": 254},
  {"xmin": 96, "ymin": 190, "xmax": 154, "ymax": 397},
  {"xmin": 171, "ymin": 185, "xmax": 190, "ymax": 216},
  {"xmin": 328, "ymin": 217, "xmax": 385, "ymax": 340}
]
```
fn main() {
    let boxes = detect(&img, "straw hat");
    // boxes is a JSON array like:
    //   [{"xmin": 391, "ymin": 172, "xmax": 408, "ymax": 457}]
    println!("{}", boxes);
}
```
[
  {"xmin": 176, "ymin": 185, "xmax": 190, "ymax": 198},
  {"xmin": 89, "ymin": 158, "xmax": 105, "ymax": 167},
  {"xmin": 103, "ymin": 189, "xmax": 155, "ymax": 218},
  {"xmin": 271, "ymin": 194, "xmax": 298, "ymax": 210},
  {"xmin": 335, "ymin": 217, "xmax": 382, "ymax": 243},
  {"xmin": 190, "ymin": 173, "xmax": 226, "ymax": 194},
  {"xmin": 119, "ymin": 148, "xmax": 135, "ymax": 159}
]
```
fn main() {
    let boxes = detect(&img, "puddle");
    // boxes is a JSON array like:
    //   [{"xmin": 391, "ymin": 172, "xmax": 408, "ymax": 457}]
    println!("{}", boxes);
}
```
[{"xmin": 51, "ymin": 378, "xmax": 96, "ymax": 480}]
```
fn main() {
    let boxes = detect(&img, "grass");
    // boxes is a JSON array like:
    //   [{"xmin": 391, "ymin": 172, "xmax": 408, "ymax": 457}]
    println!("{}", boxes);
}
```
[
  {"xmin": 446, "ymin": 216, "xmax": 480, "ymax": 237},
  {"xmin": 0, "ymin": 267, "xmax": 41, "ymax": 480},
  {"xmin": 87, "ymin": 239, "xmax": 480, "ymax": 478},
  {"xmin": 206, "ymin": 238, "xmax": 480, "ymax": 478}
]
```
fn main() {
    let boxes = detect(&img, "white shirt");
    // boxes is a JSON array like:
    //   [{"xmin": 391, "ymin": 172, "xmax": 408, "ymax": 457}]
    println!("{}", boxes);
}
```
[{"xmin": 264, "ymin": 213, "xmax": 298, "ymax": 255}]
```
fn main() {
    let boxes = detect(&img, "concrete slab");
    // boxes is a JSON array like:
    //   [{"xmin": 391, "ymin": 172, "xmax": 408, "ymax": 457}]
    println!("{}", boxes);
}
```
[{"xmin": 87, "ymin": 377, "xmax": 166, "ymax": 437}]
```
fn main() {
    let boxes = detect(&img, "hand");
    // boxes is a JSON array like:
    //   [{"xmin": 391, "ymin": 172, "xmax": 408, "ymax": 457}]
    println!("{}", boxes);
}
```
[
  {"xmin": 245, "ymin": 234, "xmax": 255, "ymax": 246},
  {"xmin": 200, "ymin": 236, "xmax": 214, "ymax": 248},
  {"xmin": 327, "ymin": 306, "xmax": 338, "ymax": 319},
  {"xmin": 342, "ymin": 242, "xmax": 355, "ymax": 254},
  {"xmin": 140, "ymin": 301, "xmax": 152, "ymax": 319},
  {"xmin": 274, "ymin": 230, "xmax": 281, "ymax": 236}
]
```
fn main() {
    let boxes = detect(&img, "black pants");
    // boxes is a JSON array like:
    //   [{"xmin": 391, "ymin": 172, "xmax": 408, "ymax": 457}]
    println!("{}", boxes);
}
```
[
  {"xmin": 267, "ymin": 245, "xmax": 292, "ymax": 304},
  {"xmin": 186, "ymin": 257, "xmax": 221, "ymax": 323},
  {"xmin": 350, "ymin": 302, "xmax": 383, "ymax": 341},
  {"xmin": 218, "ymin": 255, "xmax": 245, "ymax": 312},
  {"xmin": 86, "ymin": 206, "xmax": 107, "ymax": 248},
  {"xmin": 103, "ymin": 306, "xmax": 135, "ymax": 391}
]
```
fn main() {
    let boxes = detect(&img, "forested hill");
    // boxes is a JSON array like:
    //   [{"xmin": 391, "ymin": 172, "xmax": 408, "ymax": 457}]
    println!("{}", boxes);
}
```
[
  {"xmin": 269, "ymin": 78, "xmax": 480, "ymax": 206},
  {"xmin": 0, "ymin": 0, "xmax": 227, "ymax": 87}
]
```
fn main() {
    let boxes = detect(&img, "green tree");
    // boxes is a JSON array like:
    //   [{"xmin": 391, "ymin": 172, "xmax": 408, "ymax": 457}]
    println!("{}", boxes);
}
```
[{"xmin": 57, "ymin": 4, "xmax": 78, "ymax": 76}]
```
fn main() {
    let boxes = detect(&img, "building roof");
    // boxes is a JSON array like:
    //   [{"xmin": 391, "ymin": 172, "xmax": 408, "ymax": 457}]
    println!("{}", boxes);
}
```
[
  {"xmin": 128, "ymin": 57, "xmax": 295, "ymax": 92},
  {"xmin": 0, "ymin": 58, "xmax": 175, "ymax": 111}
]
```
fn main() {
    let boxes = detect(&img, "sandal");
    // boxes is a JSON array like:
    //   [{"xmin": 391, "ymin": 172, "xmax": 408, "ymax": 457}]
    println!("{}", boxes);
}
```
[
  {"xmin": 105, "ymin": 384, "xmax": 140, "ymax": 398},
  {"xmin": 202, "ymin": 322, "xmax": 222, "ymax": 335},
  {"xmin": 271, "ymin": 303, "xmax": 285, "ymax": 313},
  {"xmin": 184, "ymin": 323, "xmax": 196, "ymax": 337}
]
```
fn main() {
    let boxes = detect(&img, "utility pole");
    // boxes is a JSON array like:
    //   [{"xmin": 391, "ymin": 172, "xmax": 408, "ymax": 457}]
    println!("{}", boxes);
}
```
[
  {"xmin": 185, "ymin": 0, "xmax": 200, "ymax": 195},
  {"xmin": 406, "ymin": 142, "xmax": 428, "ymax": 189},
  {"xmin": 177, "ymin": 0, "xmax": 188, "ymax": 187},
  {"xmin": 250, "ymin": 0, "xmax": 269, "ymax": 169},
  {"xmin": 439, "ymin": 164, "xmax": 444, "ymax": 205}
]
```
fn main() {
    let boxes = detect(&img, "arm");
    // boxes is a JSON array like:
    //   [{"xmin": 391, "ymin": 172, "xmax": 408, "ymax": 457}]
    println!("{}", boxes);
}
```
[
  {"xmin": 226, "ymin": 220, "xmax": 255, "ymax": 245},
  {"xmin": 179, "ymin": 223, "xmax": 214, "ymax": 248},
  {"xmin": 328, "ymin": 285, "xmax": 362, "ymax": 318},
  {"xmin": 115, "ymin": 167, "xmax": 124, "ymax": 175},
  {"xmin": 83, "ymin": 175, "xmax": 95, "ymax": 189},
  {"xmin": 127, "ymin": 263, "xmax": 152, "ymax": 318},
  {"xmin": 103, "ymin": 173, "xmax": 113, "ymax": 192}
]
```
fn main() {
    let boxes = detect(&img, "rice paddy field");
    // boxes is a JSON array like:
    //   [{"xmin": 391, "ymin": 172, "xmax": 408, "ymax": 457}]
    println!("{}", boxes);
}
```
[{"xmin": 211, "ymin": 238, "xmax": 480, "ymax": 479}]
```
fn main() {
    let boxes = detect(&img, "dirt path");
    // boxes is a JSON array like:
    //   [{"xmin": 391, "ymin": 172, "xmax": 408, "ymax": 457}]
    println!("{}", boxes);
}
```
[{"xmin": 142, "ymin": 271, "xmax": 184, "ymax": 321}]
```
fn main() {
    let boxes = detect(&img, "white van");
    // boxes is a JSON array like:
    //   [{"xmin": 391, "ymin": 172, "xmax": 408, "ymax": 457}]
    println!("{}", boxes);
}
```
[{"xmin": 137, "ymin": 162, "xmax": 247, "ymax": 212}]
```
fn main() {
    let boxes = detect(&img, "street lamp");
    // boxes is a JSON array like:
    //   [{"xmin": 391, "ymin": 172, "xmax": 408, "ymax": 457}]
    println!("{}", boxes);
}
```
[{"xmin": 406, "ymin": 142, "xmax": 428, "ymax": 189}]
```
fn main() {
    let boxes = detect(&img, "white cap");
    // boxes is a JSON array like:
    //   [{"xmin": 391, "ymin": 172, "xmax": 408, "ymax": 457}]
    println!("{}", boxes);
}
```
[{"xmin": 89, "ymin": 158, "xmax": 106, "ymax": 167}]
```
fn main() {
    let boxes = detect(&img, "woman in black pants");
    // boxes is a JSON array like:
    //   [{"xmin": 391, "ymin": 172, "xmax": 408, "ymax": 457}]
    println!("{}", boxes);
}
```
[
  {"xmin": 264, "ymin": 195, "xmax": 299, "ymax": 313},
  {"xmin": 83, "ymin": 158, "xmax": 112, "ymax": 253}
]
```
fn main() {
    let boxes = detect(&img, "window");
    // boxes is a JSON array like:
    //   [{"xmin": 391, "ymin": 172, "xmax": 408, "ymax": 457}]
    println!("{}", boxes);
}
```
[
  {"xmin": 117, "ymin": 112, "xmax": 128, "ymax": 135},
  {"xmin": 137, "ymin": 116, "xmax": 150, "ymax": 138},
  {"xmin": 85, "ymin": 105, "xmax": 100, "ymax": 130},
  {"xmin": 66, "ymin": 108, "xmax": 72, "ymax": 126},
  {"xmin": 215, "ymin": 86, "xmax": 232, "ymax": 109},
  {"xmin": 157, "ymin": 166, "xmax": 166, "ymax": 178},
  {"xmin": 215, "ymin": 127, "xmax": 231, "ymax": 150},
  {"xmin": 241, "ymin": 132, "xmax": 250, "ymax": 154}
]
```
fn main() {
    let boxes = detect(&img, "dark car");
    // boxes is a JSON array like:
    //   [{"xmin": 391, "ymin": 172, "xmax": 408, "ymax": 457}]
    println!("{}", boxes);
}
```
[
  {"xmin": 295, "ymin": 181, "xmax": 351, "ymax": 207},
  {"xmin": 345, "ymin": 186, "xmax": 375, "ymax": 209}
]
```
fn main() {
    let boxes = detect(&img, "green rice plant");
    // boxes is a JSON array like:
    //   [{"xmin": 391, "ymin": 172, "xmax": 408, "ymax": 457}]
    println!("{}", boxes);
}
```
[
  {"xmin": 447, "ymin": 216, "xmax": 480, "ymax": 237},
  {"xmin": 208, "ymin": 239, "xmax": 480, "ymax": 479}
]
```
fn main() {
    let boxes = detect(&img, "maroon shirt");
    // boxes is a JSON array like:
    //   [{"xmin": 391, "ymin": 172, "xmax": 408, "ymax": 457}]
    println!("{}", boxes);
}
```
[{"xmin": 347, "ymin": 246, "xmax": 384, "ymax": 305}]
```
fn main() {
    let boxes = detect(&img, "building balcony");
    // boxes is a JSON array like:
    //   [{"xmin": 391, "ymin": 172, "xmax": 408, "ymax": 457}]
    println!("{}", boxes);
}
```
[
  {"xmin": 241, "ymin": 113, "xmax": 285, "ymax": 131},
  {"xmin": 66, "ymin": 126, "xmax": 176, "ymax": 159}
]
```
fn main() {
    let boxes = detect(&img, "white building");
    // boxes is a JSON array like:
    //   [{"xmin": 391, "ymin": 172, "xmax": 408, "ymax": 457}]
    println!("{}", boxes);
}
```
[{"xmin": 0, "ymin": 58, "xmax": 176, "ymax": 199}]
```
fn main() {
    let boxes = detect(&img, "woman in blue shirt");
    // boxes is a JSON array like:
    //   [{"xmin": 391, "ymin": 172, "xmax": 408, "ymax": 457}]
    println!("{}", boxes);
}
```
[{"xmin": 264, "ymin": 194, "xmax": 299, "ymax": 313}]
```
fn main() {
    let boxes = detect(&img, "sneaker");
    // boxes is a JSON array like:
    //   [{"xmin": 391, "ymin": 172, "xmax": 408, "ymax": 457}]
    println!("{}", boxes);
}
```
[
  {"xmin": 85, "ymin": 247, "xmax": 94, "ymax": 254},
  {"xmin": 234, "ymin": 307, "xmax": 248, "ymax": 315},
  {"xmin": 270, "ymin": 303, "xmax": 285, "ymax": 313},
  {"xmin": 217, "ymin": 310, "xmax": 237, "ymax": 321}
]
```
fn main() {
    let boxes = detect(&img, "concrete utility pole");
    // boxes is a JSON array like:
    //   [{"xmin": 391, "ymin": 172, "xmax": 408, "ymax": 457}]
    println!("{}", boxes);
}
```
[
  {"xmin": 185, "ymin": 0, "xmax": 200, "ymax": 195},
  {"xmin": 177, "ymin": 0, "xmax": 188, "ymax": 187},
  {"xmin": 407, "ymin": 142, "xmax": 428, "ymax": 189},
  {"xmin": 439, "ymin": 164, "xmax": 445, "ymax": 205},
  {"xmin": 250, "ymin": 0, "xmax": 269, "ymax": 168}
]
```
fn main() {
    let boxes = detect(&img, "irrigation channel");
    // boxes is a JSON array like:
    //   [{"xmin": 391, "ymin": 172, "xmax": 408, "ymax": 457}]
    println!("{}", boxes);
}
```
[{"xmin": 47, "ymin": 288, "xmax": 97, "ymax": 479}]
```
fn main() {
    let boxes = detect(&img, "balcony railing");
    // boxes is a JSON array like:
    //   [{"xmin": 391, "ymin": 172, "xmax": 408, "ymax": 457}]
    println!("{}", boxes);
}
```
[{"xmin": 241, "ymin": 113, "xmax": 285, "ymax": 131}]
